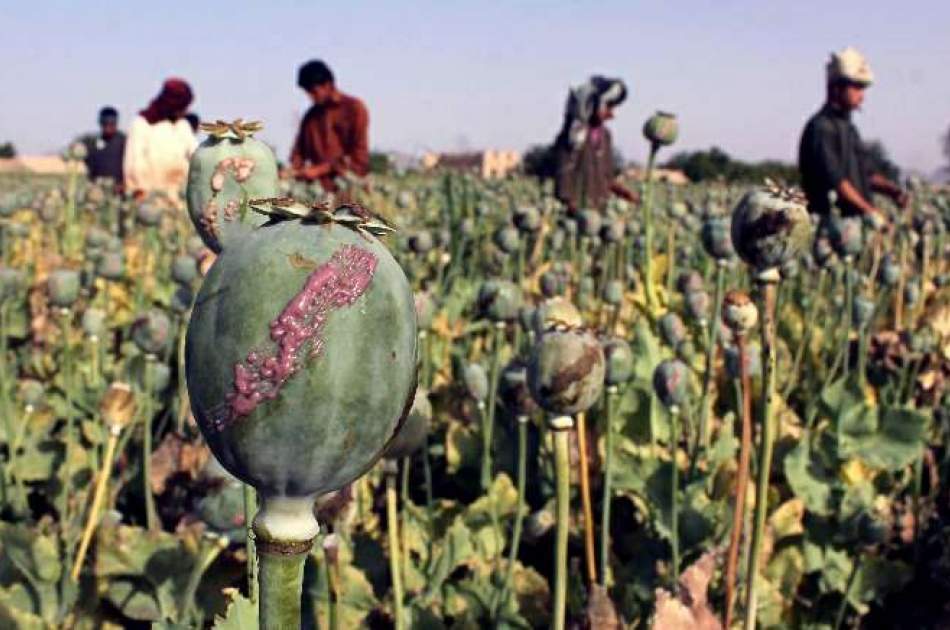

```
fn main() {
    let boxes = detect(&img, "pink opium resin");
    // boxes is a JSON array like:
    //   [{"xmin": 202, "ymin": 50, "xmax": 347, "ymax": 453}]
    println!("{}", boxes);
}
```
[{"xmin": 218, "ymin": 244, "xmax": 378, "ymax": 428}]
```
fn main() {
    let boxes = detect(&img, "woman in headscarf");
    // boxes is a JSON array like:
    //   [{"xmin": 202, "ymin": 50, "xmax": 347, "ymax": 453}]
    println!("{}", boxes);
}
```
[
  {"xmin": 553, "ymin": 76, "xmax": 638, "ymax": 213},
  {"xmin": 124, "ymin": 78, "xmax": 197, "ymax": 200}
]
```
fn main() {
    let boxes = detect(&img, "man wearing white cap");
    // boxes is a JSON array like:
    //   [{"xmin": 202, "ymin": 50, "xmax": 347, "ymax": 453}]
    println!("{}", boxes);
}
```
[{"xmin": 798, "ymin": 47, "xmax": 908, "ymax": 224}]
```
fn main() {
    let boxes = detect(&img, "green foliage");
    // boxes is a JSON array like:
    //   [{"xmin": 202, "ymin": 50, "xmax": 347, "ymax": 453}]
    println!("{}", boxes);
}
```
[
  {"xmin": 369, "ymin": 151, "xmax": 393, "ymax": 175},
  {"xmin": 0, "ymin": 142, "xmax": 15, "ymax": 159},
  {"xmin": 664, "ymin": 146, "xmax": 799, "ymax": 183}
]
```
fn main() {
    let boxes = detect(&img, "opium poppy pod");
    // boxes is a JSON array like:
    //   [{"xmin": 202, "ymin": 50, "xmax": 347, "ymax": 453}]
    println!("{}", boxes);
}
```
[
  {"xmin": 185, "ymin": 218, "xmax": 418, "ymax": 503},
  {"xmin": 730, "ymin": 188, "xmax": 811, "ymax": 272},
  {"xmin": 528, "ymin": 327, "xmax": 605, "ymax": 415},
  {"xmin": 643, "ymin": 111, "xmax": 679, "ymax": 147},
  {"xmin": 186, "ymin": 120, "xmax": 280, "ymax": 253}
]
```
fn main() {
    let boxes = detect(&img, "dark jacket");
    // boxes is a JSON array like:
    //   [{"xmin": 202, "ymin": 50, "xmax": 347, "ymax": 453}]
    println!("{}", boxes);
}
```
[
  {"xmin": 84, "ymin": 132, "xmax": 126, "ymax": 182},
  {"xmin": 798, "ymin": 105, "xmax": 871, "ymax": 217}
]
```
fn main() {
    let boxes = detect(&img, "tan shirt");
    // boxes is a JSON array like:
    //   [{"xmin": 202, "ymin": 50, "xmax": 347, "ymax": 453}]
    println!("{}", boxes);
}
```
[{"xmin": 124, "ymin": 115, "xmax": 197, "ymax": 198}]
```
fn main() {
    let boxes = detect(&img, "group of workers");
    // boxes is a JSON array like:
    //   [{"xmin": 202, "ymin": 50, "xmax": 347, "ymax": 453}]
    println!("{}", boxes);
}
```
[{"xmin": 82, "ymin": 47, "xmax": 907, "ymax": 223}]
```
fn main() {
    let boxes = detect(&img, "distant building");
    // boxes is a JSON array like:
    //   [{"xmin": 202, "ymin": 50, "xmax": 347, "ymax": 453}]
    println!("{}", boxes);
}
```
[
  {"xmin": 624, "ymin": 166, "xmax": 689, "ymax": 185},
  {"xmin": 421, "ymin": 149, "xmax": 521, "ymax": 179}
]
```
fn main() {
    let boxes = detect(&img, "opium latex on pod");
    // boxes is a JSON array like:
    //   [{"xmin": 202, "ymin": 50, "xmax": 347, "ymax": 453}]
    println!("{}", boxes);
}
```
[
  {"xmin": 186, "ymin": 120, "xmax": 280, "ymax": 253},
  {"xmin": 185, "ymin": 216, "xmax": 418, "ymax": 501}
]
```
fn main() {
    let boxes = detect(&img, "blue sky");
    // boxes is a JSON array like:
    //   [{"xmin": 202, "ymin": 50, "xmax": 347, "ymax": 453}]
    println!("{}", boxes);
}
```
[{"xmin": 1, "ymin": 1, "xmax": 947, "ymax": 174}]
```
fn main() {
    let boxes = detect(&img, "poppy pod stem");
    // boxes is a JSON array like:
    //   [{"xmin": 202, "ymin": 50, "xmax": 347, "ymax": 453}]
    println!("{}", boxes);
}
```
[
  {"xmin": 382, "ymin": 461, "xmax": 406, "ymax": 630},
  {"xmin": 549, "ymin": 415, "xmax": 574, "ymax": 630},
  {"xmin": 744, "ymin": 269, "xmax": 779, "ymax": 630},
  {"xmin": 495, "ymin": 414, "xmax": 530, "ymax": 623},
  {"xmin": 576, "ymin": 411, "xmax": 597, "ymax": 585},
  {"xmin": 642, "ymin": 145, "xmax": 660, "ymax": 311},
  {"xmin": 599, "ymin": 385, "xmax": 618, "ymax": 586},
  {"xmin": 669, "ymin": 403, "xmax": 680, "ymax": 588},
  {"xmin": 253, "ymin": 495, "xmax": 320, "ymax": 630}
]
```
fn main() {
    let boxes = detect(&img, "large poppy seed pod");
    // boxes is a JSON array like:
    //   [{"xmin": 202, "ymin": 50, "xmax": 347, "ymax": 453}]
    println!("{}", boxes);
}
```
[
  {"xmin": 493, "ymin": 226, "xmax": 521, "ymax": 255},
  {"xmin": 577, "ymin": 210, "xmax": 602, "ymax": 238},
  {"xmin": 528, "ymin": 326, "xmax": 605, "ymax": 415},
  {"xmin": 676, "ymin": 271, "xmax": 704, "ymax": 295},
  {"xmin": 132, "ymin": 309, "xmax": 172, "ymax": 356},
  {"xmin": 602, "ymin": 279, "xmax": 624, "ymax": 306},
  {"xmin": 96, "ymin": 252, "xmax": 124, "ymax": 280},
  {"xmin": 826, "ymin": 216, "xmax": 863, "ymax": 259},
  {"xmin": 172, "ymin": 254, "xmax": 199, "ymax": 285},
  {"xmin": 383, "ymin": 389, "xmax": 431, "ymax": 460},
  {"xmin": 852, "ymin": 296, "xmax": 875, "ymax": 328},
  {"xmin": 81, "ymin": 308, "xmax": 107, "ymax": 338},
  {"xmin": 136, "ymin": 202, "xmax": 163, "ymax": 227},
  {"xmin": 721, "ymin": 290, "xmax": 758, "ymax": 334},
  {"xmin": 643, "ymin": 111, "xmax": 679, "ymax": 147},
  {"xmin": 414, "ymin": 291, "xmax": 436, "ymax": 330},
  {"xmin": 186, "ymin": 121, "xmax": 280, "ymax": 253},
  {"xmin": 685, "ymin": 290, "xmax": 711, "ymax": 323},
  {"xmin": 48, "ymin": 269, "xmax": 81, "ymax": 308},
  {"xmin": 477, "ymin": 279, "xmax": 523, "ymax": 322},
  {"xmin": 186, "ymin": 217, "xmax": 417, "ymax": 502},
  {"xmin": 602, "ymin": 337, "xmax": 634, "ymax": 386},
  {"xmin": 724, "ymin": 342, "xmax": 762, "ymax": 379},
  {"xmin": 197, "ymin": 457, "xmax": 246, "ymax": 541},
  {"xmin": 498, "ymin": 359, "xmax": 538, "ymax": 417},
  {"xmin": 408, "ymin": 230, "xmax": 433, "ymax": 254},
  {"xmin": 463, "ymin": 363, "xmax": 489, "ymax": 402},
  {"xmin": 659, "ymin": 312, "xmax": 687, "ymax": 349},
  {"xmin": 0, "ymin": 268, "xmax": 25, "ymax": 301},
  {"xmin": 652, "ymin": 359, "xmax": 692, "ymax": 409},
  {"xmin": 730, "ymin": 189, "xmax": 811, "ymax": 272},
  {"xmin": 513, "ymin": 206, "xmax": 541, "ymax": 233}
]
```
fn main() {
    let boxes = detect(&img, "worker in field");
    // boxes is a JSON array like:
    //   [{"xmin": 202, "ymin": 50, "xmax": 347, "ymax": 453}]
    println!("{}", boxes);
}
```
[
  {"xmin": 82, "ymin": 106, "xmax": 126, "ymax": 192},
  {"xmin": 552, "ymin": 75, "xmax": 639, "ymax": 213},
  {"xmin": 289, "ymin": 59, "xmax": 370, "ymax": 193},
  {"xmin": 798, "ymin": 47, "xmax": 908, "ymax": 226},
  {"xmin": 124, "ymin": 78, "xmax": 197, "ymax": 201}
]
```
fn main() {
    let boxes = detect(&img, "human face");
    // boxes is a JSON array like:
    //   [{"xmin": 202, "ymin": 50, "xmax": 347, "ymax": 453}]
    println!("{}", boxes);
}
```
[
  {"xmin": 592, "ymin": 105, "xmax": 614, "ymax": 126},
  {"xmin": 100, "ymin": 120, "xmax": 118, "ymax": 139},
  {"xmin": 307, "ymin": 82, "xmax": 335, "ymax": 106},
  {"xmin": 831, "ymin": 81, "xmax": 867, "ymax": 112}
]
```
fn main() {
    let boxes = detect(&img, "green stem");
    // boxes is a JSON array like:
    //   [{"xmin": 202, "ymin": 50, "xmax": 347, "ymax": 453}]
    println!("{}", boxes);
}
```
[
  {"xmin": 180, "ymin": 534, "xmax": 228, "ymax": 623},
  {"xmin": 143, "ymin": 356, "xmax": 159, "ymax": 531},
  {"xmin": 384, "ymin": 465, "xmax": 406, "ymax": 630},
  {"xmin": 481, "ymin": 323, "xmax": 504, "ymax": 491},
  {"xmin": 254, "ymin": 495, "xmax": 319, "ymax": 630},
  {"xmin": 244, "ymin": 484, "xmax": 259, "ymax": 605},
  {"xmin": 842, "ymin": 259, "xmax": 854, "ymax": 379},
  {"xmin": 670, "ymin": 404, "xmax": 680, "ymax": 588},
  {"xmin": 550, "ymin": 416, "xmax": 573, "ymax": 630},
  {"xmin": 698, "ymin": 262, "xmax": 726, "ymax": 450},
  {"xmin": 833, "ymin": 554, "xmax": 862, "ymax": 630},
  {"xmin": 496, "ymin": 415, "xmax": 529, "ymax": 621},
  {"xmin": 786, "ymin": 269, "xmax": 827, "ymax": 397},
  {"xmin": 642, "ymin": 146, "xmax": 659, "ymax": 311},
  {"xmin": 599, "ymin": 388, "xmax": 617, "ymax": 586},
  {"xmin": 743, "ymin": 275, "xmax": 779, "ymax": 630}
]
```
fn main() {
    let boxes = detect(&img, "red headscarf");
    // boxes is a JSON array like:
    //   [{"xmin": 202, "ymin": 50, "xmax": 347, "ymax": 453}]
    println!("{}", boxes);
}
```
[{"xmin": 140, "ymin": 78, "xmax": 194, "ymax": 124}]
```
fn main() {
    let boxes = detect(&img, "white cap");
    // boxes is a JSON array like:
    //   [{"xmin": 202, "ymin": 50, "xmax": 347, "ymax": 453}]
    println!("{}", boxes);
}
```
[{"xmin": 827, "ymin": 47, "xmax": 874, "ymax": 86}]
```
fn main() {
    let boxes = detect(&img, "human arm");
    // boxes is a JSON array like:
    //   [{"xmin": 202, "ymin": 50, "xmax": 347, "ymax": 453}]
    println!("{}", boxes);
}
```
[
  {"xmin": 869, "ymin": 173, "xmax": 909, "ymax": 208},
  {"xmin": 610, "ymin": 181, "xmax": 640, "ymax": 204},
  {"xmin": 342, "ymin": 100, "xmax": 370, "ymax": 177}
]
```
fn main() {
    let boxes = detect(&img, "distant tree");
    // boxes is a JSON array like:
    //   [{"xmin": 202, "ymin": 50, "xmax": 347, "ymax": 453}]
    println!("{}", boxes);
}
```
[
  {"xmin": 664, "ymin": 146, "xmax": 798, "ymax": 184},
  {"xmin": 0, "ymin": 142, "xmax": 15, "ymax": 159},
  {"xmin": 369, "ymin": 151, "xmax": 392, "ymax": 175},
  {"xmin": 522, "ymin": 144, "xmax": 556, "ymax": 179},
  {"xmin": 863, "ymin": 139, "xmax": 900, "ymax": 182},
  {"xmin": 942, "ymin": 125, "xmax": 950, "ymax": 179}
]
